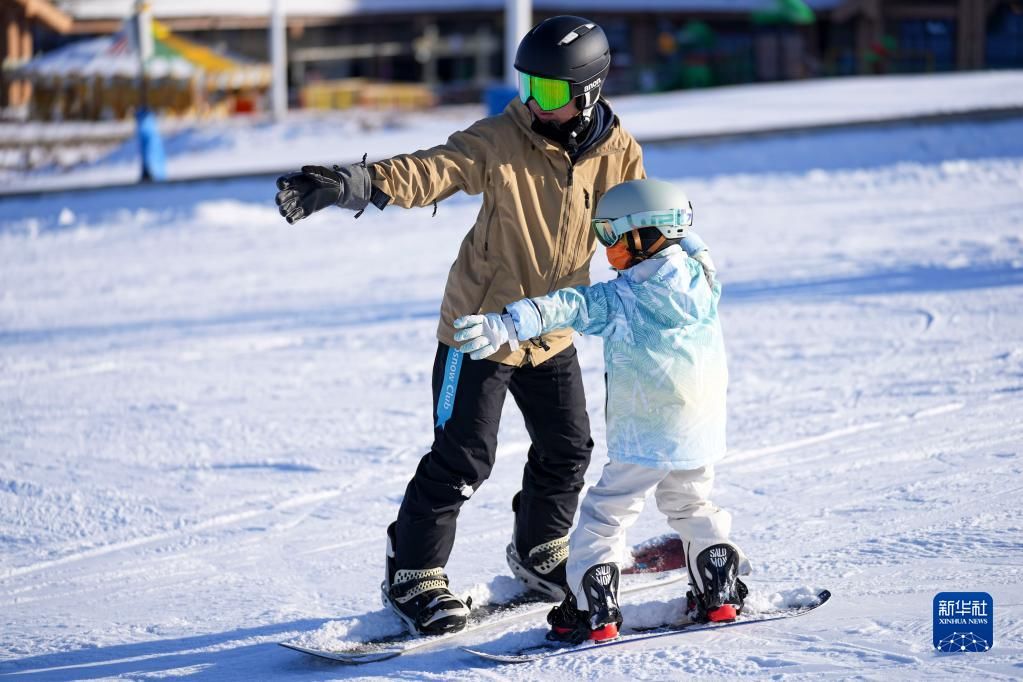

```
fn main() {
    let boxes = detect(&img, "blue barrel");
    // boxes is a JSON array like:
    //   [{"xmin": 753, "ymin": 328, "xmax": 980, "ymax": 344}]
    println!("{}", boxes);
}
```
[{"xmin": 484, "ymin": 85, "xmax": 518, "ymax": 116}]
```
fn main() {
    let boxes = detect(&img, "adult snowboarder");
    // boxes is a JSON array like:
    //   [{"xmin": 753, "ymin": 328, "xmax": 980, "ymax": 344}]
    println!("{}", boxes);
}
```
[
  {"xmin": 274, "ymin": 16, "xmax": 645, "ymax": 636},
  {"xmin": 454, "ymin": 179, "xmax": 751, "ymax": 643}
]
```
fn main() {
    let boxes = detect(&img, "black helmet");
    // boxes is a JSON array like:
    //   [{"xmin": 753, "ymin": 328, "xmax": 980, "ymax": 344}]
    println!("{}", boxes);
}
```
[{"xmin": 514, "ymin": 16, "xmax": 610, "ymax": 113}]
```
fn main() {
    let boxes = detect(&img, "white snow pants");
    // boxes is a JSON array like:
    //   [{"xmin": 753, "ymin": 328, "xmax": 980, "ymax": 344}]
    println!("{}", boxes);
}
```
[{"xmin": 566, "ymin": 460, "xmax": 737, "ymax": 610}]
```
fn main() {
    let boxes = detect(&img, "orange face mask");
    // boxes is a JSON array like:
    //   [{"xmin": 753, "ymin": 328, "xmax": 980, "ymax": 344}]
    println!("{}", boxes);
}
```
[{"xmin": 606, "ymin": 240, "xmax": 636, "ymax": 271}]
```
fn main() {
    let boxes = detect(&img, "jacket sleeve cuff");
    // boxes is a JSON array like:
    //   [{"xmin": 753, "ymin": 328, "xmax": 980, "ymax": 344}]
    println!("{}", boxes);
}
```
[
  {"xmin": 334, "ymin": 163, "xmax": 373, "ymax": 211},
  {"xmin": 505, "ymin": 299, "xmax": 543, "ymax": 340},
  {"xmin": 370, "ymin": 186, "xmax": 391, "ymax": 210}
]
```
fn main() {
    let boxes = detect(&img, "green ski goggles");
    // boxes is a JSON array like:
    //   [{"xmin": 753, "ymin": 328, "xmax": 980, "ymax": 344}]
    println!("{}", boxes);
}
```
[
  {"xmin": 591, "ymin": 207, "xmax": 694, "ymax": 247},
  {"xmin": 517, "ymin": 71, "xmax": 573, "ymax": 111}
]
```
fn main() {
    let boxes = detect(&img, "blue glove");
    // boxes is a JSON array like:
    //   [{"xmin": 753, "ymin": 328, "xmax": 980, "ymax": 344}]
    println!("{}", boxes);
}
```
[
  {"xmin": 680, "ymin": 231, "xmax": 708, "ymax": 257},
  {"xmin": 691, "ymin": 250, "xmax": 717, "ymax": 290},
  {"xmin": 680, "ymin": 231, "xmax": 716, "ymax": 289},
  {"xmin": 505, "ymin": 299, "xmax": 543, "ymax": 339},
  {"xmin": 453, "ymin": 313, "xmax": 519, "ymax": 360}
]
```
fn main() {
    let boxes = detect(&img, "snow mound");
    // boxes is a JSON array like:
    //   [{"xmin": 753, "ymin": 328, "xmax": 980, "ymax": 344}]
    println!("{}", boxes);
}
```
[
  {"xmin": 465, "ymin": 574, "xmax": 529, "ymax": 607},
  {"xmin": 619, "ymin": 582, "xmax": 826, "ymax": 629},
  {"xmin": 285, "ymin": 575, "xmax": 530, "ymax": 650},
  {"xmin": 622, "ymin": 594, "xmax": 690, "ymax": 629},
  {"xmin": 288, "ymin": 611, "xmax": 404, "ymax": 651},
  {"xmin": 744, "ymin": 585, "xmax": 827, "ymax": 614}
]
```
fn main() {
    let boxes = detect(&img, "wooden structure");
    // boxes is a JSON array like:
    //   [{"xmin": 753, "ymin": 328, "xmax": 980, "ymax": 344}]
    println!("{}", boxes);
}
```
[
  {"xmin": 832, "ymin": 0, "xmax": 1011, "ymax": 73},
  {"xmin": 1, "ymin": 0, "xmax": 72, "ymax": 108},
  {"xmin": 17, "ymin": 21, "xmax": 271, "ymax": 121}
]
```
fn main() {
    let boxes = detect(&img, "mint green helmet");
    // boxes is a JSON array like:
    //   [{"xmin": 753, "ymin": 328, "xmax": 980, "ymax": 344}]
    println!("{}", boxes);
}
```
[{"xmin": 592, "ymin": 179, "xmax": 694, "ymax": 247}]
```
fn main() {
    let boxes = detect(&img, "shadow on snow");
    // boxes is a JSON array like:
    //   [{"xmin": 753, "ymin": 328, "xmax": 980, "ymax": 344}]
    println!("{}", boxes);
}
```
[
  {"xmin": 0, "ymin": 617, "xmax": 477, "ymax": 681},
  {"xmin": 724, "ymin": 260, "xmax": 1023, "ymax": 303},
  {"xmin": 3, "ymin": 261, "xmax": 1021, "ymax": 349},
  {"xmin": 644, "ymin": 117, "xmax": 1023, "ymax": 179},
  {"xmin": 0, "ymin": 298, "xmax": 441, "ymax": 348}
]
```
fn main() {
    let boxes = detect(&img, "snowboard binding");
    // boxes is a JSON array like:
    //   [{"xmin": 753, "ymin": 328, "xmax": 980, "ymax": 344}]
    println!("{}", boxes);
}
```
[
  {"xmin": 547, "ymin": 563, "xmax": 623, "ymax": 644},
  {"xmin": 506, "ymin": 493, "xmax": 570, "ymax": 600},
  {"xmin": 685, "ymin": 543, "xmax": 747, "ymax": 623},
  {"xmin": 382, "ymin": 522, "xmax": 470, "ymax": 635},
  {"xmin": 506, "ymin": 537, "xmax": 570, "ymax": 601}
]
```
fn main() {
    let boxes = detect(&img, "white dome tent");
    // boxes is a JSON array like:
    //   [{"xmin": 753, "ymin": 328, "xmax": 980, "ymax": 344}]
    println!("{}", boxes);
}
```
[{"xmin": 17, "ymin": 19, "xmax": 271, "ymax": 120}]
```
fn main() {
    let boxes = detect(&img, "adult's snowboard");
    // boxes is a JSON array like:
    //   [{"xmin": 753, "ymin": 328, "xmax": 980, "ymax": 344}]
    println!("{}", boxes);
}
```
[{"xmin": 280, "ymin": 534, "xmax": 687, "ymax": 665}]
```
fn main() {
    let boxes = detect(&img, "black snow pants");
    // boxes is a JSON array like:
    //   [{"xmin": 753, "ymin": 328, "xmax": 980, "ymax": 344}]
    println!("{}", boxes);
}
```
[{"xmin": 393, "ymin": 341, "xmax": 594, "ymax": 570}]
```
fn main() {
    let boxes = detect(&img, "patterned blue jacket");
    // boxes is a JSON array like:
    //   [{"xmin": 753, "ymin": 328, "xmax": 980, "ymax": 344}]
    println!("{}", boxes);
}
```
[{"xmin": 506, "ymin": 242, "xmax": 727, "ymax": 470}]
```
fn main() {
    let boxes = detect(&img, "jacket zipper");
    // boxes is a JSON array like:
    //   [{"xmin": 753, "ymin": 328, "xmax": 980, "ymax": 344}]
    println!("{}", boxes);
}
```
[
  {"xmin": 539, "ymin": 137, "xmax": 626, "ymax": 306},
  {"xmin": 547, "ymin": 158, "xmax": 575, "ymax": 291},
  {"xmin": 482, "ymin": 201, "xmax": 497, "ymax": 260},
  {"xmin": 563, "ymin": 145, "xmax": 624, "ymax": 278}
]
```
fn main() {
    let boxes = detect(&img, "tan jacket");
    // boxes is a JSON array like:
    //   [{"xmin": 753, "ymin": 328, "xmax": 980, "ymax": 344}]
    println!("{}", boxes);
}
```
[{"xmin": 370, "ymin": 100, "xmax": 645, "ymax": 366}]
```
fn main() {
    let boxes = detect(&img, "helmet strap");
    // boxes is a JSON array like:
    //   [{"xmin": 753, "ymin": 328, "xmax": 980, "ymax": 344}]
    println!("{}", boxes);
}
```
[
  {"xmin": 567, "ymin": 84, "xmax": 603, "ymax": 152},
  {"xmin": 566, "ymin": 103, "xmax": 594, "ymax": 155},
  {"xmin": 566, "ymin": 117, "xmax": 585, "ymax": 154},
  {"xmin": 626, "ymin": 229, "xmax": 666, "ymax": 264}
]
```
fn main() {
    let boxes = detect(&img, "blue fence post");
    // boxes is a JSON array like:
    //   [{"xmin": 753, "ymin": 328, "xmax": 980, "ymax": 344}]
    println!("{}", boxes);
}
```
[{"xmin": 135, "ymin": 107, "xmax": 167, "ymax": 182}]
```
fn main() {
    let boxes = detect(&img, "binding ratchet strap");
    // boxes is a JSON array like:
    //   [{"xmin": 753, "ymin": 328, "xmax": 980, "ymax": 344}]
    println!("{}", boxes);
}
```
[
  {"xmin": 529, "ymin": 536, "xmax": 569, "ymax": 574},
  {"xmin": 392, "ymin": 568, "xmax": 448, "ymax": 602}
]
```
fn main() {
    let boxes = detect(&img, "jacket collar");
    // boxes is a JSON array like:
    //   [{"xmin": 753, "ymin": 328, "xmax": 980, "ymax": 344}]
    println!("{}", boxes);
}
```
[
  {"xmin": 506, "ymin": 99, "xmax": 629, "ymax": 161},
  {"xmin": 622, "ymin": 245, "xmax": 686, "ymax": 284}
]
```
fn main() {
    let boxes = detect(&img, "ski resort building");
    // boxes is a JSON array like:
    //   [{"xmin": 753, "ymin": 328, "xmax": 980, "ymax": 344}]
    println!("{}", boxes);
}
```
[{"xmin": 5, "ymin": 0, "xmax": 1022, "ymax": 113}]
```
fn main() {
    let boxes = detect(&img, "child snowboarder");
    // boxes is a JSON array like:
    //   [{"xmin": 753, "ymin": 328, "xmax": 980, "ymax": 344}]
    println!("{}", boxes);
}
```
[
  {"xmin": 274, "ymin": 16, "xmax": 645, "ymax": 636},
  {"xmin": 453, "ymin": 178, "xmax": 751, "ymax": 643}
]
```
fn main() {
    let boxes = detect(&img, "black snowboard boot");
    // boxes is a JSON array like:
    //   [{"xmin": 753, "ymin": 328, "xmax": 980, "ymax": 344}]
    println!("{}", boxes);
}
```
[
  {"xmin": 381, "ymin": 522, "xmax": 470, "ymax": 636},
  {"xmin": 685, "ymin": 542, "xmax": 748, "ymax": 623},
  {"xmin": 546, "ymin": 563, "xmax": 622, "ymax": 643}
]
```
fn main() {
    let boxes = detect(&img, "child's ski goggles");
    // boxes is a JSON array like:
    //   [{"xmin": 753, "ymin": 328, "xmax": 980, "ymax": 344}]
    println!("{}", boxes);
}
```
[
  {"xmin": 591, "ymin": 206, "xmax": 694, "ymax": 247},
  {"xmin": 517, "ymin": 71, "xmax": 573, "ymax": 111}
]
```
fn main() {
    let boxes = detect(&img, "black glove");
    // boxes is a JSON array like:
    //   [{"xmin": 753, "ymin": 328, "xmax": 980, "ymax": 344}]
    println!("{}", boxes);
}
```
[{"xmin": 274, "ymin": 163, "xmax": 374, "ymax": 224}]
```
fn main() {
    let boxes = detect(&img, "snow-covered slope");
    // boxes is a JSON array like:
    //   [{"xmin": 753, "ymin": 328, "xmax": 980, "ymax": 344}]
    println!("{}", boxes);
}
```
[{"xmin": 1, "ymin": 115, "xmax": 1022, "ymax": 678}]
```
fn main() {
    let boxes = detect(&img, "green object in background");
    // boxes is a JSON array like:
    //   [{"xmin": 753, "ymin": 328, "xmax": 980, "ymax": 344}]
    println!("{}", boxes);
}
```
[
  {"xmin": 678, "ymin": 20, "xmax": 716, "ymax": 49},
  {"xmin": 675, "ymin": 21, "xmax": 717, "ymax": 89},
  {"xmin": 681, "ymin": 64, "xmax": 714, "ymax": 89},
  {"xmin": 863, "ymin": 34, "xmax": 899, "ymax": 72},
  {"xmin": 752, "ymin": 0, "xmax": 816, "ymax": 26}
]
